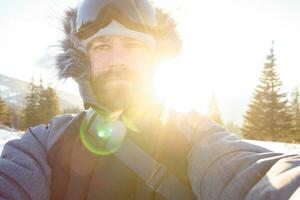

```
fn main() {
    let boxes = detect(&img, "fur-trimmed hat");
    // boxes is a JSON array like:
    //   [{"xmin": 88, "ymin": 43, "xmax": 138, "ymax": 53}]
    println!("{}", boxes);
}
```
[{"xmin": 55, "ymin": 6, "xmax": 182, "ymax": 108}]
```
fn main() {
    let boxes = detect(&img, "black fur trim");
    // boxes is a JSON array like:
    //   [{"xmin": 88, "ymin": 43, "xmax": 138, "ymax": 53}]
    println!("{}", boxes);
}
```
[{"xmin": 55, "ymin": 7, "xmax": 182, "ymax": 80}]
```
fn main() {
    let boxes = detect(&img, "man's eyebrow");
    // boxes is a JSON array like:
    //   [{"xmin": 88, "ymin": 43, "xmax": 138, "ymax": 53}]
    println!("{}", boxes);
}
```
[
  {"xmin": 88, "ymin": 36, "xmax": 143, "ymax": 48},
  {"xmin": 91, "ymin": 37, "xmax": 110, "ymax": 43},
  {"xmin": 87, "ymin": 37, "xmax": 110, "ymax": 49}
]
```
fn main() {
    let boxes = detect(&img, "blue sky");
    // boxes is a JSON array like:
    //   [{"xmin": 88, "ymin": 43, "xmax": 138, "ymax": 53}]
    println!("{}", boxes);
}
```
[{"xmin": 0, "ymin": 0, "xmax": 300, "ymax": 124}]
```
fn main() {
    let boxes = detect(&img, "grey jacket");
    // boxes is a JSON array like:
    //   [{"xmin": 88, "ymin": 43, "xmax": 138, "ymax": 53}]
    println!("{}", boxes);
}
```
[{"xmin": 0, "ymin": 112, "xmax": 299, "ymax": 200}]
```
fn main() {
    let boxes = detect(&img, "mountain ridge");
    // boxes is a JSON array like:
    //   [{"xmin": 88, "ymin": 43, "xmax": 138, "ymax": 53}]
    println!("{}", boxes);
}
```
[{"xmin": 0, "ymin": 73, "xmax": 83, "ymax": 110}]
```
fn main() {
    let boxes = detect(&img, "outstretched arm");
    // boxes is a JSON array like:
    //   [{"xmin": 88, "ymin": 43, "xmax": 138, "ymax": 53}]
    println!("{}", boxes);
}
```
[
  {"xmin": 179, "ymin": 113, "xmax": 300, "ymax": 200},
  {"xmin": 0, "ymin": 124, "xmax": 51, "ymax": 200},
  {"xmin": 0, "ymin": 114, "xmax": 76, "ymax": 200}
]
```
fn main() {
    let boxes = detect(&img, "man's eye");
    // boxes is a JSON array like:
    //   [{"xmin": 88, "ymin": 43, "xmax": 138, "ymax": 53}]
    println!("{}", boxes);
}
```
[
  {"xmin": 126, "ymin": 41, "xmax": 145, "ymax": 49},
  {"xmin": 92, "ymin": 43, "xmax": 111, "ymax": 50}
]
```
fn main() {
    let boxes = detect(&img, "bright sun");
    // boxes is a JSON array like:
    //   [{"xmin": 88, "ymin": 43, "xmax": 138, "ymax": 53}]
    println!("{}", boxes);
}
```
[{"xmin": 152, "ymin": 57, "xmax": 213, "ymax": 114}]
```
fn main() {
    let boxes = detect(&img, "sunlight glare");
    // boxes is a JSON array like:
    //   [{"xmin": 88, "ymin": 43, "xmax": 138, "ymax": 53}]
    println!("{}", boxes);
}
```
[{"xmin": 152, "ymin": 57, "xmax": 213, "ymax": 114}]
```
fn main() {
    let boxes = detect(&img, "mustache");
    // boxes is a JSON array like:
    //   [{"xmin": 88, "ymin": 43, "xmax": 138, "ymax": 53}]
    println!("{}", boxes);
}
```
[{"xmin": 93, "ymin": 67, "xmax": 138, "ymax": 84}]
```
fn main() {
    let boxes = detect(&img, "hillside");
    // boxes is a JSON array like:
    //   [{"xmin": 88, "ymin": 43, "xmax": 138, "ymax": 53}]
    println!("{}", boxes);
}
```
[{"xmin": 0, "ymin": 73, "xmax": 82, "ymax": 110}]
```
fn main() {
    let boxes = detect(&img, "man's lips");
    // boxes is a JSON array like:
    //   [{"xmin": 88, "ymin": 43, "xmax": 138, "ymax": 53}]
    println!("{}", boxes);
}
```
[
  {"xmin": 98, "ymin": 77, "xmax": 135, "ymax": 88},
  {"xmin": 105, "ymin": 77, "xmax": 131, "ymax": 83},
  {"xmin": 104, "ymin": 75, "xmax": 135, "ymax": 82}
]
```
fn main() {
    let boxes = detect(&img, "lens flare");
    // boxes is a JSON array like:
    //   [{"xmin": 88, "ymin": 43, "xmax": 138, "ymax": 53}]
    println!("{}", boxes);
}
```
[{"xmin": 80, "ymin": 116, "xmax": 127, "ymax": 156}]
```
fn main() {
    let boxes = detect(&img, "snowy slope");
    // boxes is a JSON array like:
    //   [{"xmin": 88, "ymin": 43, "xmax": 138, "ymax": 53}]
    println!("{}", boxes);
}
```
[
  {"xmin": 0, "ymin": 129, "xmax": 22, "ymax": 153},
  {"xmin": 246, "ymin": 139, "xmax": 300, "ymax": 154},
  {"xmin": 0, "ymin": 128, "xmax": 300, "ymax": 155}
]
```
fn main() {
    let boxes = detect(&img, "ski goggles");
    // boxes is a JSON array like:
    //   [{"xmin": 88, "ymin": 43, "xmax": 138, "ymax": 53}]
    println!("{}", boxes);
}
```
[{"xmin": 76, "ymin": 0, "xmax": 157, "ymax": 40}]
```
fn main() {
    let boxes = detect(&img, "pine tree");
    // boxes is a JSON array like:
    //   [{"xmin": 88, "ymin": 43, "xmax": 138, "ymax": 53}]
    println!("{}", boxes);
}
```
[
  {"xmin": 242, "ymin": 42, "xmax": 292, "ymax": 141},
  {"xmin": 207, "ymin": 94, "xmax": 223, "ymax": 125},
  {"xmin": 290, "ymin": 86, "xmax": 300, "ymax": 142},
  {"xmin": 22, "ymin": 78, "xmax": 41, "ymax": 129},
  {"xmin": 224, "ymin": 121, "xmax": 242, "ymax": 137},
  {"xmin": 39, "ymin": 85, "xmax": 61, "ymax": 124},
  {"xmin": 38, "ymin": 78, "xmax": 47, "ymax": 123},
  {"xmin": 0, "ymin": 95, "xmax": 9, "ymax": 125}
]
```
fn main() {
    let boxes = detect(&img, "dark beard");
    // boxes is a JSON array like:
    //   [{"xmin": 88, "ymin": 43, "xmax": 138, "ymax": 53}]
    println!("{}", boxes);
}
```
[{"xmin": 91, "ymin": 67, "xmax": 148, "ymax": 112}]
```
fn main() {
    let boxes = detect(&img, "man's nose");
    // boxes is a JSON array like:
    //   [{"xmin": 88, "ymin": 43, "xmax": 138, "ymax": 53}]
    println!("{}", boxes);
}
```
[{"xmin": 109, "ymin": 45, "xmax": 129, "ymax": 67}]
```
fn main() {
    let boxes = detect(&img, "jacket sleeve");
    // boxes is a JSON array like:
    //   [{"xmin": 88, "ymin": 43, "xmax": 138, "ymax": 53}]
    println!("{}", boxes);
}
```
[
  {"xmin": 180, "ymin": 114, "xmax": 300, "ymax": 200},
  {"xmin": 0, "ymin": 124, "xmax": 51, "ymax": 200},
  {"xmin": 0, "ymin": 114, "xmax": 75, "ymax": 200}
]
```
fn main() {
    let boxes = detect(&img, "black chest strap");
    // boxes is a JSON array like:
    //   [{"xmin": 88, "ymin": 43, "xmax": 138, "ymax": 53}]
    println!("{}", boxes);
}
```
[
  {"xmin": 85, "ymin": 108, "xmax": 196, "ymax": 200},
  {"xmin": 116, "ymin": 137, "xmax": 196, "ymax": 200}
]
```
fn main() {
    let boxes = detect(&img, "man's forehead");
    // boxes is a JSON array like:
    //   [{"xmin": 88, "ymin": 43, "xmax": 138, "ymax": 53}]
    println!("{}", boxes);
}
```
[{"xmin": 90, "ymin": 35, "xmax": 142, "ymax": 43}]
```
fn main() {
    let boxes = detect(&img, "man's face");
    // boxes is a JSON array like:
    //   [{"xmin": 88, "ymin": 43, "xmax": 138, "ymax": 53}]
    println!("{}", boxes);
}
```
[{"xmin": 88, "ymin": 35, "xmax": 156, "ymax": 111}]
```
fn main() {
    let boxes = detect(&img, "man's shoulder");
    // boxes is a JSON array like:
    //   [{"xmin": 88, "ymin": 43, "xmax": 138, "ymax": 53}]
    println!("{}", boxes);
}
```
[
  {"xmin": 46, "ymin": 111, "xmax": 86, "ymax": 151},
  {"xmin": 49, "ymin": 112, "xmax": 83, "ymax": 129}
]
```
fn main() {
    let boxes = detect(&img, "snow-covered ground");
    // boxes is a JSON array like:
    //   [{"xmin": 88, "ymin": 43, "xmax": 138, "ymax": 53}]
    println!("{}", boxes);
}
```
[
  {"xmin": 0, "ymin": 128, "xmax": 300, "ymax": 155},
  {"xmin": 0, "ymin": 128, "xmax": 22, "ymax": 153},
  {"xmin": 245, "ymin": 139, "xmax": 300, "ymax": 154}
]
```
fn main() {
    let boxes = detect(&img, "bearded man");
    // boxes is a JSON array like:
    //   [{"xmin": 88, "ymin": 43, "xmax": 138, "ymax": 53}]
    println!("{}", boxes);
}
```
[{"xmin": 0, "ymin": 0, "xmax": 299, "ymax": 200}]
